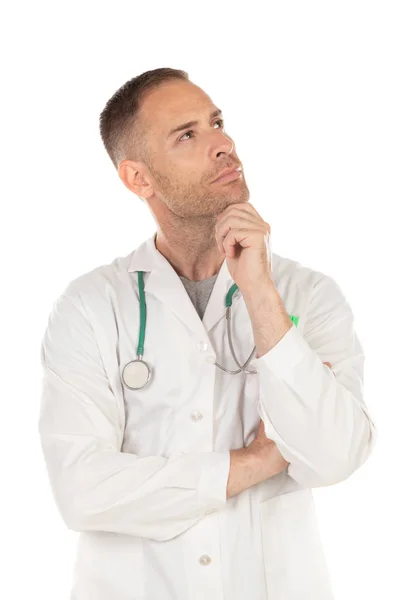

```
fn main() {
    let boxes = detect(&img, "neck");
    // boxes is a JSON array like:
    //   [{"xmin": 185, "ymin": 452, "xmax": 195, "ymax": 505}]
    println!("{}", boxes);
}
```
[{"xmin": 154, "ymin": 218, "xmax": 224, "ymax": 281}]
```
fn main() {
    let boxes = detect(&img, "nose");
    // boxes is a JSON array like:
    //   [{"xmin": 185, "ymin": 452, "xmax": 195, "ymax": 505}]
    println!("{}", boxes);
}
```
[{"xmin": 212, "ymin": 130, "xmax": 235, "ymax": 158}]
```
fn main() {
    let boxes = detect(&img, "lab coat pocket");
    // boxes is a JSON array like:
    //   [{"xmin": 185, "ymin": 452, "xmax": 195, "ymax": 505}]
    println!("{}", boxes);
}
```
[{"xmin": 259, "ymin": 488, "xmax": 335, "ymax": 600}]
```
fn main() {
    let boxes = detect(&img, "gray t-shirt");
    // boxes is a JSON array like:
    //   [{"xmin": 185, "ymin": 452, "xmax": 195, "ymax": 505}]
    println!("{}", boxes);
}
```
[{"xmin": 179, "ymin": 273, "xmax": 218, "ymax": 321}]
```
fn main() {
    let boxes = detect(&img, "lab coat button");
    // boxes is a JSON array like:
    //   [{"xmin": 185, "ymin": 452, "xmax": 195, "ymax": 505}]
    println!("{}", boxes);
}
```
[
  {"xmin": 199, "ymin": 554, "xmax": 212, "ymax": 565},
  {"xmin": 191, "ymin": 411, "xmax": 203, "ymax": 421},
  {"xmin": 197, "ymin": 341, "xmax": 209, "ymax": 352}
]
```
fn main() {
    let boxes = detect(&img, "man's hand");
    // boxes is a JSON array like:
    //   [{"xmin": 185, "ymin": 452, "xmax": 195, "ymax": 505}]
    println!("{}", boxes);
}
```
[
  {"xmin": 246, "ymin": 419, "xmax": 290, "ymax": 480},
  {"xmin": 215, "ymin": 202, "xmax": 272, "ymax": 292}
]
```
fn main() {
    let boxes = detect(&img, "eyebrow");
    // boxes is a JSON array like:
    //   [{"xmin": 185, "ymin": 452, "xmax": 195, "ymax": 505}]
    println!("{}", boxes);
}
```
[{"xmin": 167, "ymin": 108, "xmax": 223, "ymax": 139}]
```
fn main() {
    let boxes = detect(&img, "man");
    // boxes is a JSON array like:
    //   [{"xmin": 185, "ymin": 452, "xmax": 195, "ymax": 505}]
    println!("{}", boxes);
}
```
[{"xmin": 38, "ymin": 68, "xmax": 377, "ymax": 600}]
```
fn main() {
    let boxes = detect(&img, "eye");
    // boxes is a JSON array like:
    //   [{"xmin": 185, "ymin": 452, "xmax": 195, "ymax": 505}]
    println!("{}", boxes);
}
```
[{"xmin": 179, "ymin": 119, "xmax": 225, "ymax": 142}]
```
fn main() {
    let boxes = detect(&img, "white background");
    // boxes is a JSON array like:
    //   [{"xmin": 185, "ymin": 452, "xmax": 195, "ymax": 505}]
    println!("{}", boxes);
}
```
[{"xmin": 1, "ymin": 1, "xmax": 398, "ymax": 598}]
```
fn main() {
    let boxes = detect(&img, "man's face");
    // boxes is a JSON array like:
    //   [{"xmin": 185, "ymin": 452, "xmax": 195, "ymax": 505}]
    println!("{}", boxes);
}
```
[{"xmin": 139, "ymin": 80, "xmax": 250, "ymax": 218}]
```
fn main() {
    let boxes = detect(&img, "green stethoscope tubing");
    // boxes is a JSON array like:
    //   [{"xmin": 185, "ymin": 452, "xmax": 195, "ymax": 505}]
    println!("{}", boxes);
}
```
[
  {"xmin": 137, "ymin": 273, "xmax": 240, "ymax": 352},
  {"xmin": 123, "ymin": 271, "xmax": 299, "ymax": 389},
  {"xmin": 137, "ymin": 270, "xmax": 146, "ymax": 357},
  {"xmin": 123, "ymin": 271, "xmax": 257, "ymax": 391},
  {"xmin": 137, "ymin": 271, "xmax": 255, "ymax": 374}
]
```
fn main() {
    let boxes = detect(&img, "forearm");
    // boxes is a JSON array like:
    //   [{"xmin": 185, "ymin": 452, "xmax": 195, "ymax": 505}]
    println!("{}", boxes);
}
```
[
  {"xmin": 254, "ymin": 326, "xmax": 377, "ymax": 487},
  {"xmin": 244, "ymin": 277, "xmax": 377, "ymax": 487},
  {"xmin": 227, "ymin": 448, "xmax": 276, "ymax": 499},
  {"xmin": 40, "ymin": 421, "xmax": 231, "ymax": 542},
  {"xmin": 241, "ymin": 280, "xmax": 293, "ymax": 358}
]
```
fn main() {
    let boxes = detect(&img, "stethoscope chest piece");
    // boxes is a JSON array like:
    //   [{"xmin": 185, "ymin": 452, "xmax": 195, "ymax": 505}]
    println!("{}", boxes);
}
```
[{"xmin": 122, "ymin": 359, "xmax": 151, "ymax": 390}]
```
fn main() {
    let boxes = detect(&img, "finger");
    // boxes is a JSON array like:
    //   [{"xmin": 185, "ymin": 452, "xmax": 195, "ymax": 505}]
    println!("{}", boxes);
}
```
[
  {"xmin": 216, "ymin": 210, "xmax": 260, "ymax": 230},
  {"xmin": 222, "ymin": 227, "xmax": 257, "ymax": 257},
  {"xmin": 216, "ymin": 210, "xmax": 259, "ymax": 226},
  {"xmin": 323, "ymin": 361, "xmax": 336, "ymax": 377},
  {"xmin": 222, "ymin": 202, "xmax": 264, "ymax": 222},
  {"xmin": 216, "ymin": 217, "xmax": 262, "ymax": 254}
]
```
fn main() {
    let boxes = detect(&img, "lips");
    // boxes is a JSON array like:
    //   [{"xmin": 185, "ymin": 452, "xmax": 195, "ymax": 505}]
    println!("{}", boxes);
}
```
[{"xmin": 213, "ymin": 166, "xmax": 242, "ymax": 183}]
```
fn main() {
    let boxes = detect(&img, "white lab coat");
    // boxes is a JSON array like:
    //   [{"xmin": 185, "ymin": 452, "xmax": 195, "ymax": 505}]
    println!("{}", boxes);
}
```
[{"xmin": 38, "ymin": 232, "xmax": 377, "ymax": 600}]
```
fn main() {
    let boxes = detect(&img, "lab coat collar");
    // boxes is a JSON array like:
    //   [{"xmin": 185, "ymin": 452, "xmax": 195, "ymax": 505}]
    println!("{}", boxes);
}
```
[{"xmin": 128, "ymin": 232, "xmax": 239, "ymax": 340}]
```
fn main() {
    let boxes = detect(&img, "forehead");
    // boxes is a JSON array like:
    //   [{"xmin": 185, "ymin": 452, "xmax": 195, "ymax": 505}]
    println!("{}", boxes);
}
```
[{"xmin": 140, "ymin": 80, "xmax": 217, "ymax": 139}]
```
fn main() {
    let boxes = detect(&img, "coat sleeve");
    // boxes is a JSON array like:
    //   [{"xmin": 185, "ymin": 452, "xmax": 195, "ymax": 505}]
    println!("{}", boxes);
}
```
[
  {"xmin": 38, "ymin": 292, "xmax": 230, "ymax": 542},
  {"xmin": 253, "ymin": 273, "xmax": 377, "ymax": 488}
]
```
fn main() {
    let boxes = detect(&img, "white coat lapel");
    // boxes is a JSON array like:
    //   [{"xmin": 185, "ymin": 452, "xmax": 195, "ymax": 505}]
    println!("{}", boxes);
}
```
[{"xmin": 128, "ymin": 232, "xmax": 234, "ymax": 340}]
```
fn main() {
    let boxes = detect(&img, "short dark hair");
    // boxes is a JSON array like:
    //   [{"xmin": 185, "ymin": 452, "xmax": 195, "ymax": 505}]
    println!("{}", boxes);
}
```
[{"xmin": 99, "ymin": 67, "xmax": 189, "ymax": 169}]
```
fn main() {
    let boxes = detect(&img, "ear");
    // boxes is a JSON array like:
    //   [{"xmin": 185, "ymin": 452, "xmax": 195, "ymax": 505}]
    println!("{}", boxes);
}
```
[{"xmin": 118, "ymin": 160, "xmax": 153, "ymax": 199}]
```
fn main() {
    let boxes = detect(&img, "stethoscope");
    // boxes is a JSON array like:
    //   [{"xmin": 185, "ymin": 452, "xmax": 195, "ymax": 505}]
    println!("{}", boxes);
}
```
[{"xmin": 122, "ymin": 270, "xmax": 258, "ymax": 390}]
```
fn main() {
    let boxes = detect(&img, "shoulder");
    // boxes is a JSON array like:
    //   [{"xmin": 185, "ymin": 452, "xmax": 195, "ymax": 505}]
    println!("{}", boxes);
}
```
[
  {"xmin": 272, "ymin": 250, "xmax": 335, "ymax": 290},
  {"xmin": 44, "ymin": 247, "xmax": 139, "ymax": 329},
  {"xmin": 272, "ymin": 250, "xmax": 352, "ymax": 315},
  {"xmin": 59, "ymin": 249, "xmax": 136, "ymax": 305}
]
